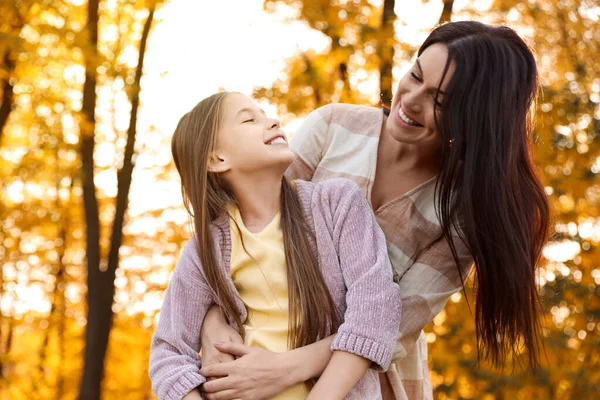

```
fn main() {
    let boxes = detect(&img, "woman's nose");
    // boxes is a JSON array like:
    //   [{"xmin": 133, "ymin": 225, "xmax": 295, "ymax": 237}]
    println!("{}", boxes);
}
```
[{"xmin": 403, "ymin": 91, "xmax": 423, "ymax": 114}]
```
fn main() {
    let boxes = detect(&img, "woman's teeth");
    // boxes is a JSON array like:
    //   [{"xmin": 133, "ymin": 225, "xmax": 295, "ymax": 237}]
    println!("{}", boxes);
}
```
[
  {"xmin": 267, "ymin": 137, "xmax": 286, "ymax": 145},
  {"xmin": 398, "ymin": 108, "xmax": 421, "ymax": 127}
]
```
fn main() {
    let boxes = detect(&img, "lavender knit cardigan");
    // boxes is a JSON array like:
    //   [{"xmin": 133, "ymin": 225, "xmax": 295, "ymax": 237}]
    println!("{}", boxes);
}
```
[{"xmin": 149, "ymin": 178, "xmax": 402, "ymax": 400}]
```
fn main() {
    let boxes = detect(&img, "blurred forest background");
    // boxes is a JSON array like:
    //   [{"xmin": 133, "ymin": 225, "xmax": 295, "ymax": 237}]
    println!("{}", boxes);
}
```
[{"xmin": 0, "ymin": 0, "xmax": 599, "ymax": 399}]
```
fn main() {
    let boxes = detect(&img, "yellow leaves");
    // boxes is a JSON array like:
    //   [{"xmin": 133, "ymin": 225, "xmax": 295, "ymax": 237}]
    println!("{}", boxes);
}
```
[{"xmin": 134, "ymin": 0, "xmax": 163, "ymax": 11}]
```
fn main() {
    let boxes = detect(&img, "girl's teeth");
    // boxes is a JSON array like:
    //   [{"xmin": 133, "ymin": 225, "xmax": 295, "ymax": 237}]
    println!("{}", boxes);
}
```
[{"xmin": 268, "ymin": 137, "xmax": 286, "ymax": 145}]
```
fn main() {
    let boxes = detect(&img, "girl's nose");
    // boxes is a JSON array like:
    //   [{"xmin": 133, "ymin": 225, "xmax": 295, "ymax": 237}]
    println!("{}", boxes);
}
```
[{"xmin": 268, "ymin": 117, "xmax": 280, "ymax": 130}]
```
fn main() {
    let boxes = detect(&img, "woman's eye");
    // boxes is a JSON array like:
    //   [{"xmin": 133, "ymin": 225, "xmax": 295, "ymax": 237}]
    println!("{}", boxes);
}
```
[
  {"xmin": 410, "ymin": 72, "xmax": 422, "ymax": 82},
  {"xmin": 242, "ymin": 118, "xmax": 254, "ymax": 123}
]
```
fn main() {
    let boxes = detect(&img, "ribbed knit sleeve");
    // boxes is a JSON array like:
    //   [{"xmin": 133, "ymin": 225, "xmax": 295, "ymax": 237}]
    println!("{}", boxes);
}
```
[
  {"xmin": 149, "ymin": 239, "xmax": 214, "ymax": 400},
  {"xmin": 323, "ymin": 179, "xmax": 402, "ymax": 371}
]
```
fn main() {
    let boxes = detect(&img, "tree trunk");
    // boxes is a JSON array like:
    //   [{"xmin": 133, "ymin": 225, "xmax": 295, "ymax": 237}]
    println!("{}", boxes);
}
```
[
  {"xmin": 438, "ymin": 0, "xmax": 454, "ymax": 24},
  {"xmin": 79, "ymin": 6, "xmax": 155, "ymax": 399},
  {"xmin": 379, "ymin": 0, "xmax": 395, "ymax": 106},
  {"xmin": 0, "ymin": 50, "xmax": 17, "ymax": 144},
  {"xmin": 78, "ymin": 0, "xmax": 101, "ymax": 397}
]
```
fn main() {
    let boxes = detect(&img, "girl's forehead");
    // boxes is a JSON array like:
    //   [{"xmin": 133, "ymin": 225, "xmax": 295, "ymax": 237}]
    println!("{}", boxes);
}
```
[{"xmin": 223, "ymin": 93, "xmax": 264, "ymax": 117}]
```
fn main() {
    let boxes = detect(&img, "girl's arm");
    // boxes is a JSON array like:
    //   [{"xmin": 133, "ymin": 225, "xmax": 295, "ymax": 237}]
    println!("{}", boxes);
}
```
[
  {"xmin": 308, "ymin": 179, "xmax": 402, "ymax": 398},
  {"xmin": 307, "ymin": 351, "xmax": 370, "ymax": 400},
  {"xmin": 182, "ymin": 389, "xmax": 203, "ymax": 400},
  {"xmin": 200, "ymin": 305, "xmax": 240, "ymax": 368},
  {"xmin": 149, "ymin": 240, "xmax": 215, "ymax": 400}
]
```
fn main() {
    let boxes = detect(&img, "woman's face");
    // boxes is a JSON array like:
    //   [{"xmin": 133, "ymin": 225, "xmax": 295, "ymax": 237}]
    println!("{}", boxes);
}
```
[
  {"xmin": 387, "ymin": 43, "xmax": 455, "ymax": 146},
  {"xmin": 213, "ymin": 93, "xmax": 294, "ymax": 177}
]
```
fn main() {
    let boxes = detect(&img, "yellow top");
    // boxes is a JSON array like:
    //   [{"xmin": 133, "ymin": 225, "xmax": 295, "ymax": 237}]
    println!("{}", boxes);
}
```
[{"xmin": 228, "ymin": 205, "xmax": 308, "ymax": 400}]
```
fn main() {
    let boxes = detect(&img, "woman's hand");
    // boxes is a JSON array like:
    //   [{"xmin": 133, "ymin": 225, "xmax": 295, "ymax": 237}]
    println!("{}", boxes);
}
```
[
  {"xmin": 200, "ymin": 342, "xmax": 298, "ymax": 400},
  {"xmin": 201, "ymin": 305, "xmax": 243, "ymax": 369}
]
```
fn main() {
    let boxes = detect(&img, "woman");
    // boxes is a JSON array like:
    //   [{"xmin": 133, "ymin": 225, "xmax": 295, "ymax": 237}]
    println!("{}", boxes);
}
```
[
  {"xmin": 199, "ymin": 21, "xmax": 550, "ymax": 399},
  {"xmin": 149, "ymin": 92, "xmax": 401, "ymax": 400}
]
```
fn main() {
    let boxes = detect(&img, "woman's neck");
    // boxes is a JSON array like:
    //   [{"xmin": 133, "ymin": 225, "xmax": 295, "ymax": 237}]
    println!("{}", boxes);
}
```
[{"xmin": 229, "ymin": 175, "xmax": 282, "ymax": 233}]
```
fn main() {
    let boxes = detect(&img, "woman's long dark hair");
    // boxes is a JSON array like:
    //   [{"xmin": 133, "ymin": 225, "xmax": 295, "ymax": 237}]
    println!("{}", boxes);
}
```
[{"xmin": 422, "ymin": 21, "xmax": 550, "ymax": 368}]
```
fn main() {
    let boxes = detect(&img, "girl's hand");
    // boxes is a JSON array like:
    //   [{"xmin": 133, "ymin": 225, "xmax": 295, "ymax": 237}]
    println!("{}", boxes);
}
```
[
  {"xmin": 200, "ymin": 342, "xmax": 297, "ymax": 400},
  {"xmin": 201, "ymin": 305, "xmax": 243, "ymax": 369}
]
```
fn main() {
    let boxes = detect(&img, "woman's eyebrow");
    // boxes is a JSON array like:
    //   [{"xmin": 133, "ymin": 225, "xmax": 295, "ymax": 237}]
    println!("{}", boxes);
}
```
[
  {"xmin": 417, "ymin": 59, "xmax": 447, "ymax": 95},
  {"xmin": 416, "ymin": 59, "xmax": 425, "ymax": 76}
]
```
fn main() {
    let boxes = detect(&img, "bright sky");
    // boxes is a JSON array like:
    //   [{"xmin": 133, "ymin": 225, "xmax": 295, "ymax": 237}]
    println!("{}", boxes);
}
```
[
  {"xmin": 140, "ymin": 0, "xmax": 493, "ymax": 136},
  {"xmin": 125, "ymin": 0, "xmax": 494, "ymax": 217}
]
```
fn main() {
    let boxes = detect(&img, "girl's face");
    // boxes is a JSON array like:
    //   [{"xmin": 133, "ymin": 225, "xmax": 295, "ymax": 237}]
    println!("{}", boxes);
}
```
[
  {"xmin": 387, "ymin": 43, "xmax": 454, "ymax": 147},
  {"xmin": 212, "ymin": 93, "xmax": 294, "ymax": 178}
]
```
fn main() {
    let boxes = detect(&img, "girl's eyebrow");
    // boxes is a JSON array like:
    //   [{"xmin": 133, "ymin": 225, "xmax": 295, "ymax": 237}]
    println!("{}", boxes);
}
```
[{"xmin": 236, "ymin": 107, "xmax": 266, "ymax": 118}]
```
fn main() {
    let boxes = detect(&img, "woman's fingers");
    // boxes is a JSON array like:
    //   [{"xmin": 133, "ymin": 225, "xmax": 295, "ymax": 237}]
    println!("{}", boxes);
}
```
[
  {"xmin": 213, "ymin": 342, "xmax": 253, "ymax": 357},
  {"xmin": 201, "ymin": 361, "xmax": 234, "ymax": 378},
  {"xmin": 202, "ymin": 376, "xmax": 235, "ymax": 393},
  {"xmin": 204, "ymin": 388, "xmax": 241, "ymax": 400}
]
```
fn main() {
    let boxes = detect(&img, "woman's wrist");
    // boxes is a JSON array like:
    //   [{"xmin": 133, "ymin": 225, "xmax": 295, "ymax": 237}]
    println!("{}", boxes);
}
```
[
  {"xmin": 279, "ymin": 349, "xmax": 309, "ymax": 386},
  {"xmin": 281, "ymin": 335, "xmax": 335, "ymax": 384}
]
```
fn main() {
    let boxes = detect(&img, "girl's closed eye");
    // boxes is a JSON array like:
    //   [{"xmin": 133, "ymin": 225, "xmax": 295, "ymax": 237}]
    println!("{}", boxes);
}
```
[{"xmin": 243, "ymin": 118, "xmax": 254, "ymax": 123}]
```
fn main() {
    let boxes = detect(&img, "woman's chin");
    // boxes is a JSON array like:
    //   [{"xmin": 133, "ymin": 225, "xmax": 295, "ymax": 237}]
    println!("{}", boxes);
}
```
[{"xmin": 387, "ymin": 115, "xmax": 437, "ymax": 145}]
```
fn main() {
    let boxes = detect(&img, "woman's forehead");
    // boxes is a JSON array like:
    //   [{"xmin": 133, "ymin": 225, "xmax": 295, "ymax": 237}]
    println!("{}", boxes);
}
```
[{"xmin": 418, "ymin": 43, "xmax": 455, "ymax": 90}]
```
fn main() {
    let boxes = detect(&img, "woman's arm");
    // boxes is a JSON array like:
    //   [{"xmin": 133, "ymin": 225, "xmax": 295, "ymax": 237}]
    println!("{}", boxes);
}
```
[
  {"xmin": 200, "ymin": 336, "xmax": 336, "ymax": 399},
  {"xmin": 285, "ymin": 104, "xmax": 334, "ymax": 181}
]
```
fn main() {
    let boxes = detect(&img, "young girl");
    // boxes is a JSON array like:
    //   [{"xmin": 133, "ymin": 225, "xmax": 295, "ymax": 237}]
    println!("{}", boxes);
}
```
[{"xmin": 149, "ymin": 91, "xmax": 401, "ymax": 400}]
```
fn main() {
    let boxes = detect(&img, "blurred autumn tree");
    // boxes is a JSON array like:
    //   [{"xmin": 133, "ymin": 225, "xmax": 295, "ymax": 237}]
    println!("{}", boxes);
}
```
[
  {"xmin": 253, "ymin": 0, "xmax": 404, "ymax": 116},
  {"xmin": 0, "ymin": 0, "xmax": 180, "ymax": 398}
]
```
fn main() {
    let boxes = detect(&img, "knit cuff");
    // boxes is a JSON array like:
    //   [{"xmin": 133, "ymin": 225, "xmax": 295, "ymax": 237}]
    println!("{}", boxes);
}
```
[
  {"xmin": 163, "ymin": 371, "xmax": 206, "ymax": 400},
  {"xmin": 331, "ymin": 332, "xmax": 394, "ymax": 372}
]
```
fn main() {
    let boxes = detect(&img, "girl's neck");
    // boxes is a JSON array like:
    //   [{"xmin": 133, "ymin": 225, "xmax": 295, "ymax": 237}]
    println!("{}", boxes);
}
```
[{"xmin": 229, "ymin": 174, "xmax": 282, "ymax": 233}]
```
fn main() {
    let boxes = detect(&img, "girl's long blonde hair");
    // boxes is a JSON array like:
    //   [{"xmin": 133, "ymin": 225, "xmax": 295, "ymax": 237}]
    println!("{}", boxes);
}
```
[{"xmin": 171, "ymin": 92, "xmax": 340, "ymax": 359}]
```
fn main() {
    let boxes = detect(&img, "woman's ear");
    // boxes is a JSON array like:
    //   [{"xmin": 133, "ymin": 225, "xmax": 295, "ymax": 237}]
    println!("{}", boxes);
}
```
[{"xmin": 207, "ymin": 151, "xmax": 230, "ymax": 173}]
